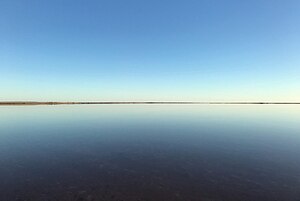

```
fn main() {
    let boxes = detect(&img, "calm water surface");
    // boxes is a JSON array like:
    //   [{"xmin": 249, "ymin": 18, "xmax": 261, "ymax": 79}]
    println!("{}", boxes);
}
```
[{"xmin": 0, "ymin": 105, "xmax": 299, "ymax": 201}]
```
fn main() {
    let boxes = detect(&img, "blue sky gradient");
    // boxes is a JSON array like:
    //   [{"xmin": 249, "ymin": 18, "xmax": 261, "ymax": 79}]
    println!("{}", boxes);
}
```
[{"xmin": 1, "ymin": 0, "xmax": 299, "ymax": 101}]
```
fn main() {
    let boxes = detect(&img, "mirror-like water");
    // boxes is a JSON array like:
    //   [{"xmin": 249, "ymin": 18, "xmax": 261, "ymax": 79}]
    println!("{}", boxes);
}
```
[{"xmin": 0, "ymin": 105, "xmax": 299, "ymax": 201}]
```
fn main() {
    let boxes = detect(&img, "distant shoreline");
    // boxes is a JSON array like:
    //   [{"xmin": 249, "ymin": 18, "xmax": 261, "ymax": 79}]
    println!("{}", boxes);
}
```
[{"xmin": 0, "ymin": 101, "xmax": 300, "ymax": 106}]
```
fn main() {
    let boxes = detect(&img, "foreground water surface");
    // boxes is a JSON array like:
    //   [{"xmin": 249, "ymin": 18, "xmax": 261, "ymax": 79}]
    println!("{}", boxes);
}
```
[{"xmin": 0, "ymin": 105, "xmax": 299, "ymax": 201}]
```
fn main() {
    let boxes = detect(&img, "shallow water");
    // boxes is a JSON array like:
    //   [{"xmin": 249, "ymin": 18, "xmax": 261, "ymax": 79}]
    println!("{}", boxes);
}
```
[{"xmin": 0, "ymin": 105, "xmax": 299, "ymax": 201}]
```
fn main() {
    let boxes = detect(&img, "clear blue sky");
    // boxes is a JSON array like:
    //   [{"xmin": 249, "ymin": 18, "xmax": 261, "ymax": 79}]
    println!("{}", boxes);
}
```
[{"xmin": 1, "ymin": 0, "xmax": 299, "ymax": 101}]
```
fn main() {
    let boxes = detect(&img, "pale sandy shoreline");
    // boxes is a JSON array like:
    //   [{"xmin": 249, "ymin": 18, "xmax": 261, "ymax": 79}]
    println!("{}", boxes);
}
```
[{"xmin": 0, "ymin": 101, "xmax": 299, "ymax": 106}]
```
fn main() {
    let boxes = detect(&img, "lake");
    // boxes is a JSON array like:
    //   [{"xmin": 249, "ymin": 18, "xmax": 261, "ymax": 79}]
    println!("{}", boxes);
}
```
[{"xmin": 0, "ymin": 105, "xmax": 299, "ymax": 201}]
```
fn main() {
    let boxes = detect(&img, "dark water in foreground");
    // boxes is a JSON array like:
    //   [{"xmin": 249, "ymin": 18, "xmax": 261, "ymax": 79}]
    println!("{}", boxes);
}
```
[{"xmin": 0, "ymin": 105, "xmax": 299, "ymax": 201}]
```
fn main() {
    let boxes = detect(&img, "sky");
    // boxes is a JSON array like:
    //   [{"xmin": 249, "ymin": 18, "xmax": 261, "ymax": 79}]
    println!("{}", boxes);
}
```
[{"xmin": 1, "ymin": 0, "xmax": 299, "ymax": 102}]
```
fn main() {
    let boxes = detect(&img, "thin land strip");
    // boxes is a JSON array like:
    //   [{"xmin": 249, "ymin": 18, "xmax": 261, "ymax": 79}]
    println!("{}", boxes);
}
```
[{"xmin": 0, "ymin": 101, "xmax": 300, "ymax": 106}]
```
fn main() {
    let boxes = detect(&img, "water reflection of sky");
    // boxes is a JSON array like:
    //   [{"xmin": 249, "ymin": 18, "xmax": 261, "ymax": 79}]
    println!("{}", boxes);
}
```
[
  {"xmin": 0, "ymin": 105, "xmax": 299, "ymax": 131},
  {"xmin": 0, "ymin": 105, "xmax": 300, "ymax": 201}
]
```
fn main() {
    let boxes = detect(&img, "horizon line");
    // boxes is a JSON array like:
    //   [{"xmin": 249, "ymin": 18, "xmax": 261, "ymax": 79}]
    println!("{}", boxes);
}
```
[{"xmin": 1, "ymin": 101, "xmax": 300, "ymax": 105}]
